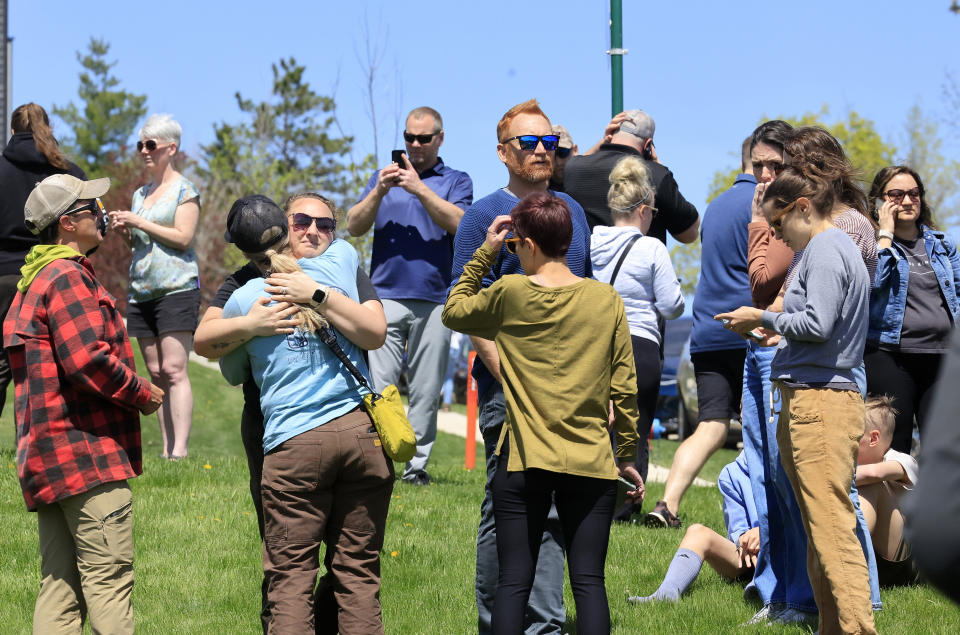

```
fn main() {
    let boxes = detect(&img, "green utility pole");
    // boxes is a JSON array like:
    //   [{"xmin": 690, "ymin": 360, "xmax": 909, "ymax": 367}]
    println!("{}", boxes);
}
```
[{"xmin": 608, "ymin": 0, "xmax": 625, "ymax": 117}]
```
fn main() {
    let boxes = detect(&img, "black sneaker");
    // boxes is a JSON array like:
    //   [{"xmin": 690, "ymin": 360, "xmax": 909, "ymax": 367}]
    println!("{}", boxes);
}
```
[
  {"xmin": 403, "ymin": 471, "xmax": 431, "ymax": 486},
  {"xmin": 643, "ymin": 500, "xmax": 681, "ymax": 528}
]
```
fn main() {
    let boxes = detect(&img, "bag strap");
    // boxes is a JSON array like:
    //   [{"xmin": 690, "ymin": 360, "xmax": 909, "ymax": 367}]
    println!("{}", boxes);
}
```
[
  {"xmin": 608, "ymin": 234, "xmax": 641, "ymax": 287},
  {"xmin": 317, "ymin": 327, "xmax": 380, "ymax": 399}
]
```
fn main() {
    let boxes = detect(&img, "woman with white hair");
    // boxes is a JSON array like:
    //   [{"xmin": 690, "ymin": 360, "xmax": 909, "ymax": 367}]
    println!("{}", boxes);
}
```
[{"xmin": 110, "ymin": 113, "xmax": 201, "ymax": 459}]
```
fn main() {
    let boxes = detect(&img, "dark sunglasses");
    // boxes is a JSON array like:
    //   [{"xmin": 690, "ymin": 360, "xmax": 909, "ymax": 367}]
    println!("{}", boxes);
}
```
[
  {"xmin": 556, "ymin": 146, "xmax": 573, "ymax": 159},
  {"xmin": 136, "ymin": 139, "xmax": 168, "ymax": 152},
  {"xmin": 403, "ymin": 131, "xmax": 439, "ymax": 144},
  {"xmin": 502, "ymin": 135, "xmax": 560, "ymax": 151},
  {"xmin": 63, "ymin": 198, "xmax": 109, "ymax": 235},
  {"xmin": 883, "ymin": 188, "xmax": 921, "ymax": 204},
  {"xmin": 291, "ymin": 213, "xmax": 336, "ymax": 232}
]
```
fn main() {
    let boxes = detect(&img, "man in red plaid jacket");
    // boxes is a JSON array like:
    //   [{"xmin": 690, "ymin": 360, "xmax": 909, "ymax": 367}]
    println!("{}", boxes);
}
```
[{"xmin": 3, "ymin": 174, "xmax": 164, "ymax": 633}]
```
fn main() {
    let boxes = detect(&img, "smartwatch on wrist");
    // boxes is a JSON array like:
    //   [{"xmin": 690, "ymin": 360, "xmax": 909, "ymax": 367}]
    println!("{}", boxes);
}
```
[{"xmin": 311, "ymin": 285, "xmax": 331, "ymax": 307}]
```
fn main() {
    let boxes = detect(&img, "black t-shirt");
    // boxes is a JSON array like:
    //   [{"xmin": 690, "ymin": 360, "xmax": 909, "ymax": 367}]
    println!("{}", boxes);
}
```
[
  {"xmin": 895, "ymin": 236, "xmax": 952, "ymax": 353},
  {"xmin": 562, "ymin": 143, "xmax": 699, "ymax": 244}
]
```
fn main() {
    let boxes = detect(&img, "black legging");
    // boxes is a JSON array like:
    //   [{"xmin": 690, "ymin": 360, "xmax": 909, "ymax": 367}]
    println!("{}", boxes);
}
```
[
  {"xmin": 864, "ymin": 347, "xmax": 944, "ymax": 453},
  {"xmin": 630, "ymin": 335, "xmax": 662, "ymax": 483},
  {"xmin": 491, "ymin": 442, "xmax": 617, "ymax": 635}
]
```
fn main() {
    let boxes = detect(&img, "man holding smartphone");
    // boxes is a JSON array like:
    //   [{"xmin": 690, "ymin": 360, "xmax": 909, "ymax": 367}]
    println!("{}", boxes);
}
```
[
  {"xmin": 563, "ymin": 109, "xmax": 700, "ymax": 244},
  {"xmin": 346, "ymin": 106, "xmax": 473, "ymax": 486}
]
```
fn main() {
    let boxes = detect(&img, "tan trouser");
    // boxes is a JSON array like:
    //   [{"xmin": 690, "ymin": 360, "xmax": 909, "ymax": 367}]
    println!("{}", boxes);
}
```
[
  {"xmin": 34, "ymin": 480, "xmax": 134, "ymax": 634},
  {"xmin": 776, "ymin": 385, "xmax": 876, "ymax": 635}
]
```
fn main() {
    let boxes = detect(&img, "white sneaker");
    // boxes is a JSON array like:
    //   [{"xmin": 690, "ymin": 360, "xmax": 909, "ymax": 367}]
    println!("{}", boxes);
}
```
[{"xmin": 742, "ymin": 603, "xmax": 786, "ymax": 626}]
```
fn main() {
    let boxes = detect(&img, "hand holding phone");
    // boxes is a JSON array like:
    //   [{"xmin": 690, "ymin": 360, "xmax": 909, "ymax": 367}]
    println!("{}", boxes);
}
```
[{"xmin": 391, "ymin": 149, "xmax": 406, "ymax": 167}]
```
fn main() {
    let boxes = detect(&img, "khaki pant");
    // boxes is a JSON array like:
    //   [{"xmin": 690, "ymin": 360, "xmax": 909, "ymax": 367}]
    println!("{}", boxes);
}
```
[
  {"xmin": 262, "ymin": 407, "xmax": 394, "ymax": 634},
  {"xmin": 34, "ymin": 480, "xmax": 134, "ymax": 634},
  {"xmin": 776, "ymin": 385, "xmax": 876, "ymax": 635}
]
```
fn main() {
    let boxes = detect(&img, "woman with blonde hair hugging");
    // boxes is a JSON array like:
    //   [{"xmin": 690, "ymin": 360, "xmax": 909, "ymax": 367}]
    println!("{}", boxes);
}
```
[{"xmin": 217, "ymin": 196, "xmax": 391, "ymax": 634}]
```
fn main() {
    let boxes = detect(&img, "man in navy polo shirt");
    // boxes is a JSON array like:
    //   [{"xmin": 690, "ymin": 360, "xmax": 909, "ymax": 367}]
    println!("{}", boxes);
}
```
[
  {"xmin": 450, "ymin": 98, "xmax": 592, "ymax": 635},
  {"xmin": 346, "ymin": 106, "xmax": 473, "ymax": 485},
  {"xmin": 646, "ymin": 137, "xmax": 756, "ymax": 529}
]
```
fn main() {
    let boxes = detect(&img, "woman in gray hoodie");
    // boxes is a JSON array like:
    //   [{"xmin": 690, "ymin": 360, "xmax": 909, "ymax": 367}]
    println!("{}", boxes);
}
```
[{"xmin": 591, "ymin": 155, "xmax": 684, "ymax": 516}]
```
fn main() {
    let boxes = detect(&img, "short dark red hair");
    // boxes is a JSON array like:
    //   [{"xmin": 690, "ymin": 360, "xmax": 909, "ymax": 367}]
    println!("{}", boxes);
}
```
[{"xmin": 510, "ymin": 193, "xmax": 572, "ymax": 259}]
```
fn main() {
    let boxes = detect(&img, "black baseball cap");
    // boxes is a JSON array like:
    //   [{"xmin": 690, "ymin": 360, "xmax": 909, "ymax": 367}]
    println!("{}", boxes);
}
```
[{"xmin": 224, "ymin": 195, "xmax": 287, "ymax": 253}]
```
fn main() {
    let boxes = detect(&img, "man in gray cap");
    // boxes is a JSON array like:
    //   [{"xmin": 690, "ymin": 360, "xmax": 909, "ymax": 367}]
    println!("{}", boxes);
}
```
[
  {"xmin": 4, "ymin": 174, "xmax": 163, "ymax": 634},
  {"xmin": 548, "ymin": 124, "xmax": 578, "ymax": 192},
  {"xmin": 563, "ymin": 109, "xmax": 700, "ymax": 244}
]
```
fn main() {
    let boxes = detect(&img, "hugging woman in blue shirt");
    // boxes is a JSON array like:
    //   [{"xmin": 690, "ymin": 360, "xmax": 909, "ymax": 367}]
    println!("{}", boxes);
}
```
[
  {"xmin": 219, "ymin": 196, "xmax": 392, "ymax": 634},
  {"xmin": 865, "ymin": 166, "xmax": 960, "ymax": 453}
]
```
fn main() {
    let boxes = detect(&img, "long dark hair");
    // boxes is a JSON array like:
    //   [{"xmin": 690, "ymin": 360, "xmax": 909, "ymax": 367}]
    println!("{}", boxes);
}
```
[
  {"xmin": 868, "ymin": 166, "xmax": 936, "ymax": 230},
  {"xmin": 10, "ymin": 103, "xmax": 70, "ymax": 171}
]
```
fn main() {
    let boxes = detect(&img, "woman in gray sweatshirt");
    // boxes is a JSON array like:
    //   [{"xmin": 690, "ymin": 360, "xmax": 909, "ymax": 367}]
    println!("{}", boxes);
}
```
[{"xmin": 716, "ymin": 167, "xmax": 876, "ymax": 635}]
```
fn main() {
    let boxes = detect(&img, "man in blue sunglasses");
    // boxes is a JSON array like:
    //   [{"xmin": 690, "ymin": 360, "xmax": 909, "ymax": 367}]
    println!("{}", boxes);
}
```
[
  {"xmin": 564, "ymin": 109, "xmax": 700, "ymax": 245},
  {"xmin": 450, "ymin": 98, "xmax": 593, "ymax": 635}
]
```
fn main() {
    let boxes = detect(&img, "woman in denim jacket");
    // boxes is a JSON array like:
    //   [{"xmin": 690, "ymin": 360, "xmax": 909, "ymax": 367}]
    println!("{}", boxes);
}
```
[{"xmin": 866, "ymin": 166, "xmax": 960, "ymax": 452}]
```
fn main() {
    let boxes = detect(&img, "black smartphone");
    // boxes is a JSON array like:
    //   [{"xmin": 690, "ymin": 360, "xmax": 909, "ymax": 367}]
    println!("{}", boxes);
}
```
[
  {"xmin": 642, "ymin": 140, "xmax": 655, "ymax": 161},
  {"xmin": 391, "ymin": 149, "xmax": 405, "ymax": 167}
]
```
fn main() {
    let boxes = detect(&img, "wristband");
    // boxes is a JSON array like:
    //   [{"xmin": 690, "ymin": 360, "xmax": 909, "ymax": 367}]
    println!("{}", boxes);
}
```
[{"xmin": 878, "ymin": 230, "xmax": 894, "ymax": 241}]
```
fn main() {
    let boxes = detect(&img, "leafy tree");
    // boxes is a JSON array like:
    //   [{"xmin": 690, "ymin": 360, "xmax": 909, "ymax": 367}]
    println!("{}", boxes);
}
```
[
  {"xmin": 671, "ymin": 106, "xmax": 898, "ymax": 295},
  {"xmin": 899, "ymin": 104, "xmax": 960, "ymax": 228},
  {"xmin": 53, "ymin": 38, "xmax": 147, "ymax": 176},
  {"xmin": 197, "ymin": 57, "xmax": 375, "ymax": 268}
]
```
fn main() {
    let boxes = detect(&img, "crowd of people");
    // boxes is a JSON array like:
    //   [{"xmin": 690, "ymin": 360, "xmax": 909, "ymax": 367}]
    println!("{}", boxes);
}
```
[{"xmin": 2, "ymin": 98, "xmax": 959, "ymax": 634}]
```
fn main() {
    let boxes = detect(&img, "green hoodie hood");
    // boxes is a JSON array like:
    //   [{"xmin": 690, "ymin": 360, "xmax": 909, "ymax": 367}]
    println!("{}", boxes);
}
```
[{"xmin": 18, "ymin": 244, "xmax": 83, "ymax": 293}]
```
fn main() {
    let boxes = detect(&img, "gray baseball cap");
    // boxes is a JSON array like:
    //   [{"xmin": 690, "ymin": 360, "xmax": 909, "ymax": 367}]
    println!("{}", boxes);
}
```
[
  {"xmin": 551, "ymin": 125, "xmax": 574, "ymax": 149},
  {"xmin": 620, "ymin": 109, "xmax": 656, "ymax": 140},
  {"xmin": 24, "ymin": 174, "xmax": 111, "ymax": 235}
]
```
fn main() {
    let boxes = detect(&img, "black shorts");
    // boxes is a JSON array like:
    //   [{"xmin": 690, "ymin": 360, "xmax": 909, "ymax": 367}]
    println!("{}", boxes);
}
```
[
  {"xmin": 126, "ymin": 289, "xmax": 201, "ymax": 338},
  {"xmin": 691, "ymin": 348, "xmax": 746, "ymax": 423}
]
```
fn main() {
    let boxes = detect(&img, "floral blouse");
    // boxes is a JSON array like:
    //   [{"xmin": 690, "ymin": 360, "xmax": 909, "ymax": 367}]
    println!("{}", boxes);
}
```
[{"xmin": 128, "ymin": 175, "xmax": 201, "ymax": 303}]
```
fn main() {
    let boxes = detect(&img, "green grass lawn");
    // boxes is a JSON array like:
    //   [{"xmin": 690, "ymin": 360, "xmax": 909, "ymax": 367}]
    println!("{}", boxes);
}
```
[{"xmin": 1, "ymin": 355, "xmax": 958, "ymax": 633}]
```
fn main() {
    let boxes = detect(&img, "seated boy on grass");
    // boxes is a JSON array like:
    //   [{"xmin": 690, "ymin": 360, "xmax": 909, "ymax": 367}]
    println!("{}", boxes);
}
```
[
  {"xmin": 857, "ymin": 395, "xmax": 920, "ymax": 587},
  {"xmin": 629, "ymin": 452, "xmax": 758, "ymax": 603}
]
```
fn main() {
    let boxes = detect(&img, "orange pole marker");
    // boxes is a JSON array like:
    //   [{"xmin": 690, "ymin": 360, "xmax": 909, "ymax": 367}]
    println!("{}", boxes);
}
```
[{"xmin": 465, "ymin": 351, "xmax": 478, "ymax": 470}]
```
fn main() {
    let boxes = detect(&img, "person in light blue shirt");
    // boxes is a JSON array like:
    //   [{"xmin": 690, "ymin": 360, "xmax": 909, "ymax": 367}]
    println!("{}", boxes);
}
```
[
  {"xmin": 628, "ymin": 453, "xmax": 760, "ymax": 604},
  {"xmin": 219, "ymin": 207, "xmax": 393, "ymax": 633}
]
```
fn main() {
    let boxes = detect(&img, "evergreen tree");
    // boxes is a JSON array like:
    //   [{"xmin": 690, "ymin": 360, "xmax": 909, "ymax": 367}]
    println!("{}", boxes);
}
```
[{"xmin": 53, "ymin": 38, "xmax": 147, "ymax": 176}]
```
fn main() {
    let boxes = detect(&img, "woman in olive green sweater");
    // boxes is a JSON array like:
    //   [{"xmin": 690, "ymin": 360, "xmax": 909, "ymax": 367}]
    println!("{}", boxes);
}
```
[{"xmin": 442, "ymin": 192, "xmax": 642, "ymax": 635}]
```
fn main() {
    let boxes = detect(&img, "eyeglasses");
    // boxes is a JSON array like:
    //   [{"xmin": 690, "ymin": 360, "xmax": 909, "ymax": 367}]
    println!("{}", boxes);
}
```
[
  {"xmin": 556, "ymin": 147, "xmax": 573, "ymax": 159},
  {"xmin": 504, "ymin": 236, "xmax": 524, "ymax": 254},
  {"xmin": 883, "ymin": 188, "xmax": 921, "ymax": 204},
  {"xmin": 291, "ymin": 213, "xmax": 336, "ymax": 233},
  {"xmin": 768, "ymin": 199, "xmax": 799, "ymax": 233},
  {"xmin": 501, "ymin": 135, "xmax": 560, "ymax": 151},
  {"xmin": 136, "ymin": 139, "xmax": 169, "ymax": 152},
  {"xmin": 403, "ymin": 131, "xmax": 440, "ymax": 145}
]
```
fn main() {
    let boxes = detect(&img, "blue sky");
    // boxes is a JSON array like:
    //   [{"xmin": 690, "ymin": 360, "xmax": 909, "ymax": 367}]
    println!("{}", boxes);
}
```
[{"xmin": 9, "ymin": 1, "xmax": 960, "ymax": 214}]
